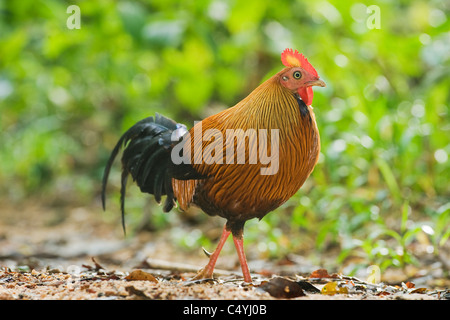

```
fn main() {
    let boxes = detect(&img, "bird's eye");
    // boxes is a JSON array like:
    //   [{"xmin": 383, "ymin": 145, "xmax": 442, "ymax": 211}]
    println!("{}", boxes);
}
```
[{"xmin": 293, "ymin": 71, "xmax": 302, "ymax": 79}]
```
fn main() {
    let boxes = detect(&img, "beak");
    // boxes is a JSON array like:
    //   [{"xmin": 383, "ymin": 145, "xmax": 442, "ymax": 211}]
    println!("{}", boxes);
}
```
[{"xmin": 306, "ymin": 79, "xmax": 326, "ymax": 87}]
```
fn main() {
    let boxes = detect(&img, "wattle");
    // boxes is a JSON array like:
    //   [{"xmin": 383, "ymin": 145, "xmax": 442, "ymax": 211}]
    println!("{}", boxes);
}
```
[{"xmin": 298, "ymin": 86, "xmax": 314, "ymax": 106}]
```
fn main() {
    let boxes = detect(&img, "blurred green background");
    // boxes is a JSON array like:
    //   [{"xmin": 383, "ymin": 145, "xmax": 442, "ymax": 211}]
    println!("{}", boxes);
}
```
[{"xmin": 0, "ymin": 0, "xmax": 449, "ymax": 274}]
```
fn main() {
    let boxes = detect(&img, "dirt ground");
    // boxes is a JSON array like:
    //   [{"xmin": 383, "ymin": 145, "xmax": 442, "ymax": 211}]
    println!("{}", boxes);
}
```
[{"xmin": 0, "ymin": 200, "xmax": 448, "ymax": 301}]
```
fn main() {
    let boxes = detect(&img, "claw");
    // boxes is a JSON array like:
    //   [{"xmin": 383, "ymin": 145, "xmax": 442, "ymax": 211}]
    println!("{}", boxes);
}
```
[{"xmin": 202, "ymin": 247, "xmax": 212, "ymax": 258}]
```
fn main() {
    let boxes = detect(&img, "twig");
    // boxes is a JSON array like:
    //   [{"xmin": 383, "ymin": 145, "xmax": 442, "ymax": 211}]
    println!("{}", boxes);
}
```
[{"xmin": 144, "ymin": 258, "xmax": 238, "ymax": 277}]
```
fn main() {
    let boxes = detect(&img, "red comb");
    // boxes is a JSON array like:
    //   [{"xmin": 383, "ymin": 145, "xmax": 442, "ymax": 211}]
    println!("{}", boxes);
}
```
[{"xmin": 281, "ymin": 48, "xmax": 318, "ymax": 77}]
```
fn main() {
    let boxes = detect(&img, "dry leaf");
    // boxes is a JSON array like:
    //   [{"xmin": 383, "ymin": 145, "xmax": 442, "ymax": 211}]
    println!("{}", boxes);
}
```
[
  {"xmin": 321, "ymin": 281, "xmax": 338, "ymax": 295},
  {"xmin": 320, "ymin": 282, "xmax": 347, "ymax": 294},
  {"xmin": 310, "ymin": 269, "xmax": 330, "ymax": 278},
  {"xmin": 296, "ymin": 280, "xmax": 320, "ymax": 293},
  {"xmin": 338, "ymin": 286, "xmax": 349, "ymax": 294},
  {"xmin": 125, "ymin": 269, "xmax": 158, "ymax": 282},
  {"xmin": 259, "ymin": 277, "xmax": 306, "ymax": 298},
  {"xmin": 411, "ymin": 288, "xmax": 427, "ymax": 294}
]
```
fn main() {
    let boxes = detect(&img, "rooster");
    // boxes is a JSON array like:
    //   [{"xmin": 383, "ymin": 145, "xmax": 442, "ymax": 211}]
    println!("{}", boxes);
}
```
[{"xmin": 102, "ymin": 49, "xmax": 325, "ymax": 283}]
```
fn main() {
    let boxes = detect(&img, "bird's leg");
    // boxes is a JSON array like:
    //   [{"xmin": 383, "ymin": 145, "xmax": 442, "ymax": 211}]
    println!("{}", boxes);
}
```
[
  {"xmin": 231, "ymin": 231, "xmax": 252, "ymax": 283},
  {"xmin": 193, "ymin": 225, "xmax": 230, "ymax": 280}
]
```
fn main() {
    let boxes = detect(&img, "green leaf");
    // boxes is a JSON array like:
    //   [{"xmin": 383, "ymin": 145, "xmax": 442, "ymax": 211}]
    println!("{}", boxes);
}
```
[{"xmin": 375, "ymin": 156, "xmax": 402, "ymax": 204}]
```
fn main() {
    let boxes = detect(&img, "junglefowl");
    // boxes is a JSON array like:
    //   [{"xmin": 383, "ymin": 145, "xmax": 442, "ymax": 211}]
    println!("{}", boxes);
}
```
[{"xmin": 102, "ymin": 48, "xmax": 325, "ymax": 283}]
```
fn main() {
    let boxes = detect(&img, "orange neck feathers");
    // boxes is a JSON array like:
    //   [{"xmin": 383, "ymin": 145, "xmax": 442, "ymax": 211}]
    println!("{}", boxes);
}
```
[{"xmin": 208, "ymin": 69, "xmax": 309, "ymax": 143}]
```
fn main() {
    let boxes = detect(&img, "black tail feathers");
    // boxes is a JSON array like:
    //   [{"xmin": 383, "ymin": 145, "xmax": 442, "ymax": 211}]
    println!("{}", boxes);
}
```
[{"xmin": 101, "ymin": 113, "xmax": 187, "ymax": 233}]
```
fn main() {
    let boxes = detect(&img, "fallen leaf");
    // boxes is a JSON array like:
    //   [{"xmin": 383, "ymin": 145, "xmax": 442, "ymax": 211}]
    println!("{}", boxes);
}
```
[
  {"xmin": 404, "ymin": 281, "xmax": 415, "ymax": 289},
  {"xmin": 259, "ymin": 277, "xmax": 306, "ymax": 298},
  {"xmin": 125, "ymin": 269, "xmax": 158, "ymax": 282},
  {"xmin": 321, "ymin": 282, "xmax": 338, "ymax": 295},
  {"xmin": 411, "ymin": 288, "xmax": 427, "ymax": 294},
  {"xmin": 376, "ymin": 291, "xmax": 391, "ymax": 296},
  {"xmin": 339, "ymin": 286, "xmax": 349, "ymax": 294},
  {"xmin": 310, "ymin": 269, "xmax": 330, "ymax": 278},
  {"xmin": 296, "ymin": 280, "xmax": 321, "ymax": 293}
]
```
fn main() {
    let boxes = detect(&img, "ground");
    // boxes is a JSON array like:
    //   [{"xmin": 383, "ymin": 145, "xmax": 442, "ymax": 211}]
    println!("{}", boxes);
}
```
[{"xmin": 0, "ymin": 200, "xmax": 448, "ymax": 300}]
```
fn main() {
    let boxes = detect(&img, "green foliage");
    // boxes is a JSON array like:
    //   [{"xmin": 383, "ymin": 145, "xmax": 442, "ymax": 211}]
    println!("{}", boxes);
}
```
[{"xmin": 0, "ymin": 0, "xmax": 449, "ymax": 271}]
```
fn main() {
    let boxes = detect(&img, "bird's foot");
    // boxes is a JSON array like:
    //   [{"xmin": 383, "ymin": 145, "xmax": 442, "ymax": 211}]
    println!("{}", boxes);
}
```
[
  {"xmin": 192, "ymin": 266, "xmax": 214, "ymax": 281},
  {"xmin": 182, "ymin": 268, "xmax": 217, "ymax": 286}
]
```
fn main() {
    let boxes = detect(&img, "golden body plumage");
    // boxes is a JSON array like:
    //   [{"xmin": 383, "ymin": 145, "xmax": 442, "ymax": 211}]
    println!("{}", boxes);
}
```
[{"xmin": 173, "ymin": 68, "xmax": 320, "ymax": 231}]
